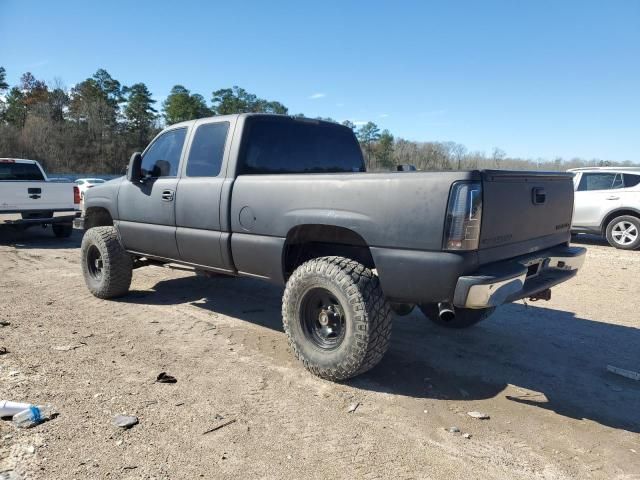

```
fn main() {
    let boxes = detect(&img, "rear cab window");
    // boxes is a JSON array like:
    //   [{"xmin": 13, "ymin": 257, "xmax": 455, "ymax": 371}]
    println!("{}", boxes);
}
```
[
  {"xmin": 0, "ymin": 161, "xmax": 45, "ymax": 181},
  {"xmin": 238, "ymin": 117, "xmax": 365, "ymax": 174}
]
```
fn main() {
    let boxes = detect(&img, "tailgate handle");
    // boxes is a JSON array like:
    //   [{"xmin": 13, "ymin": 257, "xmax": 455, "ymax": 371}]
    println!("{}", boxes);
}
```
[
  {"xmin": 27, "ymin": 187, "xmax": 41, "ymax": 194},
  {"xmin": 532, "ymin": 187, "xmax": 546, "ymax": 205}
]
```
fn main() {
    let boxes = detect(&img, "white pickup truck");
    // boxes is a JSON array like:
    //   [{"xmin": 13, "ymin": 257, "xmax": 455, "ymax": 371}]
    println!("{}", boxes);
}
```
[{"xmin": 0, "ymin": 158, "xmax": 80, "ymax": 237}]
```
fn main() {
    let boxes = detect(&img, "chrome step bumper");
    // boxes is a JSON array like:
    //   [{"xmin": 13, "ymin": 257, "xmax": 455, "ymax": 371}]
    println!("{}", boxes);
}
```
[{"xmin": 453, "ymin": 246, "xmax": 586, "ymax": 309}]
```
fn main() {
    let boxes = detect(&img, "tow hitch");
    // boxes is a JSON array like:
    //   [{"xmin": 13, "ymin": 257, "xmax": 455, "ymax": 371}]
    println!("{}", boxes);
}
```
[{"xmin": 529, "ymin": 289, "xmax": 552, "ymax": 302}]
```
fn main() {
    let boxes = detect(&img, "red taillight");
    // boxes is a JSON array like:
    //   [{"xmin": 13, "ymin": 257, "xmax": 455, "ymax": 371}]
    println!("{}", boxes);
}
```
[
  {"xmin": 443, "ymin": 182, "xmax": 483, "ymax": 251},
  {"xmin": 73, "ymin": 186, "xmax": 81, "ymax": 204}
]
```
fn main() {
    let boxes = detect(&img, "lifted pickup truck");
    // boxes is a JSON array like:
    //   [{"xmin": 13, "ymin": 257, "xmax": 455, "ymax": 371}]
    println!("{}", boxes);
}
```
[
  {"xmin": 0, "ymin": 158, "xmax": 80, "ymax": 237},
  {"xmin": 81, "ymin": 114, "xmax": 586, "ymax": 380}
]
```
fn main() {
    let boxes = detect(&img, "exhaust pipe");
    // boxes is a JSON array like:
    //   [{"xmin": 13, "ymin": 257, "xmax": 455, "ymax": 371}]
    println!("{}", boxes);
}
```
[{"xmin": 438, "ymin": 302, "xmax": 456, "ymax": 323}]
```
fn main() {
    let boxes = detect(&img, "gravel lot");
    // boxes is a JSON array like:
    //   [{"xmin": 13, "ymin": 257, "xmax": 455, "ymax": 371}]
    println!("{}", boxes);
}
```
[{"xmin": 0, "ymin": 228, "xmax": 639, "ymax": 479}]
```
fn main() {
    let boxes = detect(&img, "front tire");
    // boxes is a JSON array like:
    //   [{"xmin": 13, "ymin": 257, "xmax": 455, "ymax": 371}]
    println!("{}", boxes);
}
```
[
  {"xmin": 605, "ymin": 215, "xmax": 640, "ymax": 250},
  {"xmin": 52, "ymin": 223, "xmax": 73, "ymax": 238},
  {"xmin": 282, "ymin": 256, "xmax": 392, "ymax": 381},
  {"xmin": 81, "ymin": 226, "xmax": 132, "ymax": 299},
  {"xmin": 419, "ymin": 303, "xmax": 495, "ymax": 329}
]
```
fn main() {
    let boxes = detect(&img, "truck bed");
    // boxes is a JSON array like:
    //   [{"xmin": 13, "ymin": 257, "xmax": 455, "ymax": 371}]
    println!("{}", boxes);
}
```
[
  {"xmin": 228, "ymin": 169, "xmax": 574, "ymax": 301},
  {"xmin": 230, "ymin": 170, "xmax": 572, "ymax": 255}
]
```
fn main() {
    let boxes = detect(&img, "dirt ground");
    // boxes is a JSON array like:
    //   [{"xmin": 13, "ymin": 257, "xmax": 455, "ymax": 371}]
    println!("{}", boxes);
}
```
[{"xmin": 0, "ymin": 227, "xmax": 638, "ymax": 480}]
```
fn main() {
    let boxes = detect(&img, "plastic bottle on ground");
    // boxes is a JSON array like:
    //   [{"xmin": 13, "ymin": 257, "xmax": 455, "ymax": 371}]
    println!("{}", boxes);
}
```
[{"xmin": 12, "ymin": 404, "xmax": 55, "ymax": 428}]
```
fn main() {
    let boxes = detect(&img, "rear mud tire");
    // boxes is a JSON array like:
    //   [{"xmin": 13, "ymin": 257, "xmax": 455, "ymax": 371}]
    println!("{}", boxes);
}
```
[{"xmin": 282, "ymin": 256, "xmax": 392, "ymax": 381}]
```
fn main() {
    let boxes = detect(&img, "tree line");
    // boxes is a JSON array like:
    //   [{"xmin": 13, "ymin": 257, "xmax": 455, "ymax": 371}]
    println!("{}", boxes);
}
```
[{"xmin": 0, "ymin": 66, "xmax": 634, "ymax": 174}]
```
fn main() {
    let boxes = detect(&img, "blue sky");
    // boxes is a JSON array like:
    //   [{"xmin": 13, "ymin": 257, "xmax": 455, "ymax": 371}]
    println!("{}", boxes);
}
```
[{"xmin": 1, "ymin": 0, "xmax": 638, "ymax": 161}]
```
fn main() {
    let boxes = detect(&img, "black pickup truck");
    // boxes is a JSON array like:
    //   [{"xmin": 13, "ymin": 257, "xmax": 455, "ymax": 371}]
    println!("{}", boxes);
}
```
[{"xmin": 81, "ymin": 114, "xmax": 585, "ymax": 380}]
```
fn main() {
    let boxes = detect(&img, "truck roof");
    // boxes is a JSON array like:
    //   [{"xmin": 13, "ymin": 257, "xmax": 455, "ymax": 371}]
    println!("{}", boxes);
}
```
[
  {"xmin": 167, "ymin": 113, "xmax": 343, "ymax": 129},
  {"xmin": 567, "ymin": 166, "xmax": 640, "ymax": 172},
  {"xmin": 0, "ymin": 158, "xmax": 40, "ymax": 164}
]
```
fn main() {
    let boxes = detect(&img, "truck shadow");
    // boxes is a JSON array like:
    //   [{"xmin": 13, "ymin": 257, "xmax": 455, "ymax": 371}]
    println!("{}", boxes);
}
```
[
  {"xmin": 571, "ymin": 234, "xmax": 610, "ymax": 247},
  {"xmin": 123, "ymin": 274, "xmax": 640, "ymax": 434},
  {"xmin": 357, "ymin": 303, "xmax": 640, "ymax": 434},
  {"xmin": 0, "ymin": 226, "xmax": 82, "ymax": 249}
]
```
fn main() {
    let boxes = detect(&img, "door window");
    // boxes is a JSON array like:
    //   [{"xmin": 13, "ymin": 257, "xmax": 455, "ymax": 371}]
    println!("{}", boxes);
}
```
[
  {"xmin": 185, "ymin": 122, "xmax": 229, "ymax": 177},
  {"xmin": 577, "ymin": 173, "xmax": 624, "ymax": 191},
  {"xmin": 141, "ymin": 128, "xmax": 187, "ymax": 178}
]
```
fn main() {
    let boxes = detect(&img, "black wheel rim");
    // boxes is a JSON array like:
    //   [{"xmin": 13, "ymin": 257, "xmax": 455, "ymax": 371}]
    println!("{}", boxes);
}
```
[
  {"xmin": 86, "ymin": 245, "xmax": 104, "ymax": 281},
  {"xmin": 300, "ymin": 288, "xmax": 346, "ymax": 350}
]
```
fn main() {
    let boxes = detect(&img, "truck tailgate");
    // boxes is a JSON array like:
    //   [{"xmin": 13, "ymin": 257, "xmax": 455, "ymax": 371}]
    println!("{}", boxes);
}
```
[
  {"xmin": 479, "ymin": 170, "xmax": 574, "ymax": 256},
  {"xmin": 0, "ymin": 181, "xmax": 76, "ymax": 212}
]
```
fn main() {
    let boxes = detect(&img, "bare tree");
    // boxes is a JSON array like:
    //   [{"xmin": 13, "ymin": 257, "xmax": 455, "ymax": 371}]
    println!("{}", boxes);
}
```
[
  {"xmin": 492, "ymin": 147, "xmax": 506, "ymax": 168},
  {"xmin": 449, "ymin": 142, "xmax": 467, "ymax": 170}
]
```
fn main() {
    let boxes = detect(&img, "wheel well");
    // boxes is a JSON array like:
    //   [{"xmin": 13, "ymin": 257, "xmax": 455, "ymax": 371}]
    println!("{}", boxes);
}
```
[
  {"xmin": 283, "ymin": 225, "xmax": 375, "ymax": 279},
  {"xmin": 84, "ymin": 207, "xmax": 114, "ymax": 230},
  {"xmin": 602, "ymin": 209, "xmax": 640, "ymax": 232}
]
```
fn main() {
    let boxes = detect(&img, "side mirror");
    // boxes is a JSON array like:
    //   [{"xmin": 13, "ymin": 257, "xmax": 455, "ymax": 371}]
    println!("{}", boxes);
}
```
[
  {"xmin": 127, "ymin": 152, "xmax": 143, "ymax": 183},
  {"xmin": 396, "ymin": 164, "xmax": 417, "ymax": 172}
]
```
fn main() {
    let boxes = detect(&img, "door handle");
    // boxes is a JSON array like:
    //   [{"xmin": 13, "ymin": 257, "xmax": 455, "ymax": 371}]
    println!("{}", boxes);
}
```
[
  {"xmin": 161, "ymin": 190, "xmax": 175, "ymax": 202},
  {"xmin": 606, "ymin": 196, "xmax": 620, "ymax": 200}
]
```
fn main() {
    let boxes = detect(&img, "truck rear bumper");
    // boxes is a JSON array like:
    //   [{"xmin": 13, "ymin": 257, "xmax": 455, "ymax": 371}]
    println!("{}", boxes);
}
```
[
  {"xmin": 452, "ymin": 245, "xmax": 586, "ymax": 309},
  {"xmin": 0, "ymin": 210, "xmax": 80, "ymax": 225}
]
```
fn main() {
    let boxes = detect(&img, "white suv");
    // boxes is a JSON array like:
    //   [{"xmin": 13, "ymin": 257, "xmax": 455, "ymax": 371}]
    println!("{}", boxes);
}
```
[{"xmin": 569, "ymin": 167, "xmax": 640, "ymax": 250}]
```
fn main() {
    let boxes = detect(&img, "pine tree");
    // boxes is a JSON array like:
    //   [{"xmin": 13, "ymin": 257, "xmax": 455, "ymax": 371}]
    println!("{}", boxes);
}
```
[
  {"xmin": 162, "ymin": 85, "xmax": 211, "ymax": 125},
  {"xmin": 377, "ymin": 129, "xmax": 394, "ymax": 169},
  {"xmin": 211, "ymin": 86, "xmax": 288, "ymax": 115},
  {"xmin": 124, "ymin": 83, "xmax": 157, "ymax": 145},
  {"xmin": 356, "ymin": 121, "xmax": 381, "ymax": 144},
  {"xmin": 0, "ymin": 66, "xmax": 8, "ymax": 91},
  {"xmin": 0, "ymin": 67, "xmax": 9, "ymax": 121},
  {"xmin": 356, "ymin": 122, "xmax": 381, "ymax": 169},
  {"xmin": 4, "ymin": 87, "xmax": 27, "ymax": 128}
]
